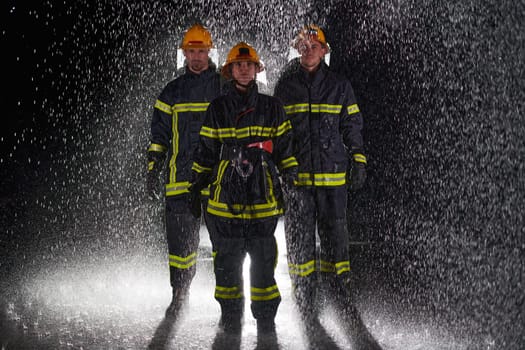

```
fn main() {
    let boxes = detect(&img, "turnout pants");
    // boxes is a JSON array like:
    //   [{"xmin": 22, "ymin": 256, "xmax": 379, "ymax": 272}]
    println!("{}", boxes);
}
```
[
  {"xmin": 206, "ymin": 216, "xmax": 281, "ymax": 320},
  {"xmin": 165, "ymin": 196, "xmax": 200, "ymax": 291},
  {"xmin": 283, "ymin": 185, "xmax": 352, "ymax": 318}
]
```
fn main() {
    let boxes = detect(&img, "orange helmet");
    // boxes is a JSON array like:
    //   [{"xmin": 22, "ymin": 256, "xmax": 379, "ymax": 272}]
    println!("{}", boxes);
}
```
[
  {"xmin": 180, "ymin": 24, "xmax": 213, "ymax": 49},
  {"xmin": 221, "ymin": 42, "xmax": 263, "ymax": 78},
  {"xmin": 293, "ymin": 24, "xmax": 328, "ymax": 49}
]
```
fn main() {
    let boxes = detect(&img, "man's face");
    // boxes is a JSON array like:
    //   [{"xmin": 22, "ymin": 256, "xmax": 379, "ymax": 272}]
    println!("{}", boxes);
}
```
[
  {"xmin": 183, "ymin": 48, "xmax": 210, "ymax": 74},
  {"xmin": 297, "ymin": 39, "xmax": 327, "ymax": 72},
  {"xmin": 231, "ymin": 61, "xmax": 258, "ymax": 88}
]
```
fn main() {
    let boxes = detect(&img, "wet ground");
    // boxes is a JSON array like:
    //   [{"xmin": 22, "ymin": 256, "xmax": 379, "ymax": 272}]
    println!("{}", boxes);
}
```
[{"xmin": 0, "ymin": 220, "xmax": 484, "ymax": 350}]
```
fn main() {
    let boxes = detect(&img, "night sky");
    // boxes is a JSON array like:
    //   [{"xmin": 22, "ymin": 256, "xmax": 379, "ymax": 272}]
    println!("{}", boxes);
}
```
[{"xmin": 1, "ymin": 1, "xmax": 524, "ymax": 348}]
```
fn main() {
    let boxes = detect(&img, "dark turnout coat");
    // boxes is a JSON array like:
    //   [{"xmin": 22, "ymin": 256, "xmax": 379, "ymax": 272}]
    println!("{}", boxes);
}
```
[
  {"xmin": 274, "ymin": 59, "xmax": 365, "ymax": 187},
  {"xmin": 192, "ymin": 82, "xmax": 298, "ymax": 220}
]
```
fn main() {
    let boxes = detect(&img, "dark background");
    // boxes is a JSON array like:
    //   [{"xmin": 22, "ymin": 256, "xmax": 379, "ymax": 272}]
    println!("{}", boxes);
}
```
[{"xmin": 1, "ymin": 0, "xmax": 524, "ymax": 348}]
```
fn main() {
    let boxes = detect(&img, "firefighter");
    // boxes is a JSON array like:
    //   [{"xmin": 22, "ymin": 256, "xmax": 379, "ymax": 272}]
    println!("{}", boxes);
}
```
[
  {"xmin": 146, "ymin": 23, "xmax": 223, "ymax": 317},
  {"xmin": 190, "ymin": 42, "xmax": 298, "ymax": 336},
  {"xmin": 274, "ymin": 25, "xmax": 382, "ymax": 349}
]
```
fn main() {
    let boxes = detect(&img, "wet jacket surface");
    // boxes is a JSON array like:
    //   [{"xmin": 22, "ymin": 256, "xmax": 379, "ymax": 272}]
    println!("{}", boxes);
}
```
[
  {"xmin": 192, "ymin": 81, "xmax": 298, "ymax": 220},
  {"xmin": 274, "ymin": 59, "xmax": 365, "ymax": 187},
  {"xmin": 148, "ymin": 65, "xmax": 223, "ymax": 197}
]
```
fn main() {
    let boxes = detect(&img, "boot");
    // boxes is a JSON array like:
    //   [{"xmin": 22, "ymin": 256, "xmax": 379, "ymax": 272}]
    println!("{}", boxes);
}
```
[
  {"xmin": 165, "ymin": 287, "xmax": 188, "ymax": 317},
  {"xmin": 256, "ymin": 318, "xmax": 276, "ymax": 335},
  {"xmin": 219, "ymin": 312, "xmax": 243, "ymax": 334},
  {"xmin": 342, "ymin": 306, "xmax": 382, "ymax": 350}
]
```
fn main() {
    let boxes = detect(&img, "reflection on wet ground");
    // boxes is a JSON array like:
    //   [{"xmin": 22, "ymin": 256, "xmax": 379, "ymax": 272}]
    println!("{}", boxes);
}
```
[{"xmin": 1, "ymin": 223, "xmax": 474, "ymax": 350}]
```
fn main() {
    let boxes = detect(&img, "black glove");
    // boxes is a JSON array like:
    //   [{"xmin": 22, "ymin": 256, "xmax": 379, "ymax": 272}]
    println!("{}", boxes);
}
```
[
  {"xmin": 187, "ymin": 172, "xmax": 211, "ymax": 218},
  {"xmin": 348, "ymin": 161, "xmax": 366, "ymax": 191},
  {"xmin": 146, "ymin": 170, "xmax": 162, "ymax": 200},
  {"xmin": 146, "ymin": 151, "xmax": 165, "ymax": 201},
  {"xmin": 188, "ymin": 184, "xmax": 202, "ymax": 219}
]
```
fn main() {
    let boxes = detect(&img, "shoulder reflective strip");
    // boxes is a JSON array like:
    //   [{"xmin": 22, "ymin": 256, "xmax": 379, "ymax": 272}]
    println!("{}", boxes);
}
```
[
  {"xmin": 280, "ymin": 157, "xmax": 299, "ymax": 169},
  {"xmin": 169, "ymin": 252, "xmax": 197, "ymax": 269},
  {"xmin": 288, "ymin": 260, "xmax": 316, "ymax": 277},
  {"xmin": 215, "ymin": 285, "xmax": 243, "ymax": 299},
  {"xmin": 250, "ymin": 285, "xmax": 281, "ymax": 301},
  {"xmin": 154, "ymin": 99, "xmax": 172, "ymax": 114},
  {"xmin": 311, "ymin": 104, "xmax": 342, "ymax": 114},
  {"xmin": 353, "ymin": 153, "xmax": 367, "ymax": 164},
  {"xmin": 295, "ymin": 173, "xmax": 346, "ymax": 186},
  {"xmin": 192, "ymin": 162, "xmax": 212, "ymax": 173},
  {"xmin": 172, "ymin": 102, "xmax": 210, "ymax": 112},
  {"xmin": 148, "ymin": 143, "xmax": 168, "ymax": 152},
  {"xmin": 275, "ymin": 120, "xmax": 293, "ymax": 136},
  {"xmin": 206, "ymin": 200, "xmax": 283, "ymax": 219},
  {"xmin": 165, "ymin": 181, "xmax": 190, "ymax": 196},
  {"xmin": 284, "ymin": 104, "xmax": 309, "ymax": 114},
  {"xmin": 347, "ymin": 104, "xmax": 360, "ymax": 115}
]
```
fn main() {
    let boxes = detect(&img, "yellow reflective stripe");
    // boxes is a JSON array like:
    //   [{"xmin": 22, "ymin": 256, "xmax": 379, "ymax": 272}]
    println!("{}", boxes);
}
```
[
  {"xmin": 200, "ymin": 126, "xmax": 277, "ymax": 140},
  {"xmin": 336, "ymin": 261, "xmax": 351, "ymax": 274},
  {"xmin": 280, "ymin": 156, "xmax": 299, "ymax": 169},
  {"xmin": 200, "ymin": 186, "xmax": 210, "ymax": 196},
  {"xmin": 289, "ymin": 260, "xmax": 316, "ymax": 277},
  {"xmin": 172, "ymin": 102, "xmax": 210, "ymax": 113},
  {"xmin": 319, "ymin": 260, "xmax": 351, "ymax": 274},
  {"xmin": 215, "ymin": 285, "xmax": 243, "ymax": 299},
  {"xmin": 169, "ymin": 110, "xmax": 179, "ymax": 183},
  {"xmin": 165, "ymin": 181, "xmax": 190, "ymax": 196},
  {"xmin": 213, "ymin": 160, "xmax": 229, "ymax": 200},
  {"xmin": 154, "ymin": 99, "xmax": 172, "ymax": 114},
  {"xmin": 275, "ymin": 120, "xmax": 292, "ymax": 136},
  {"xmin": 148, "ymin": 161, "xmax": 155, "ymax": 171},
  {"xmin": 148, "ymin": 143, "xmax": 168, "ymax": 153},
  {"xmin": 251, "ymin": 285, "xmax": 280, "ymax": 301},
  {"xmin": 347, "ymin": 104, "xmax": 360, "ymax": 115},
  {"xmin": 169, "ymin": 252, "xmax": 197, "ymax": 269},
  {"xmin": 284, "ymin": 103, "xmax": 309, "ymax": 114},
  {"xmin": 206, "ymin": 200, "xmax": 282, "ymax": 220},
  {"xmin": 192, "ymin": 162, "xmax": 212, "ymax": 173},
  {"xmin": 311, "ymin": 104, "xmax": 342, "ymax": 114},
  {"xmin": 284, "ymin": 103, "xmax": 342, "ymax": 115},
  {"xmin": 295, "ymin": 172, "xmax": 346, "ymax": 186},
  {"xmin": 353, "ymin": 153, "xmax": 367, "ymax": 164}
]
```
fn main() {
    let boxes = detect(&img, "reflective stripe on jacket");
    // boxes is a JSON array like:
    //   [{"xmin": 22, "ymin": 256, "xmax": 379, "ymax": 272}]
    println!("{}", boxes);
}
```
[{"xmin": 274, "ymin": 59, "xmax": 365, "ymax": 187}]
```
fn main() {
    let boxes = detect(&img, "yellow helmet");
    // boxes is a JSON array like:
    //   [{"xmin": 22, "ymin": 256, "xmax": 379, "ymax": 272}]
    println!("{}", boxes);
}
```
[
  {"xmin": 221, "ymin": 42, "xmax": 263, "ymax": 78},
  {"xmin": 180, "ymin": 24, "xmax": 213, "ymax": 49},
  {"xmin": 293, "ymin": 24, "xmax": 328, "ymax": 48}
]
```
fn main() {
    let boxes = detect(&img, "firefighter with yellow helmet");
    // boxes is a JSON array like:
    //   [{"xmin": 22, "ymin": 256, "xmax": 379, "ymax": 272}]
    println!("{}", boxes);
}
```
[
  {"xmin": 146, "ymin": 23, "xmax": 223, "ymax": 317},
  {"xmin": 190, "ymin": 42, "xmax": 298, "ymax": 336},
  {"xmin": 274, "ymin": 25, "xmax": 382, "ymax": 349}
]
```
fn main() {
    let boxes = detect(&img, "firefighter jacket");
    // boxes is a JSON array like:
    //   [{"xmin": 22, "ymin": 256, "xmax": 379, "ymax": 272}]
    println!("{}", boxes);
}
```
[
  {"xmin": 274, "ymin": 58, "xmax": 367, "ymax": 187},
  {"xmin": 147, "ymin": 64, "xmax": 223, "ymax": 198},
  {"xmin": 192, "ymin": 81, "xmax": 298, "ymax": 220}
]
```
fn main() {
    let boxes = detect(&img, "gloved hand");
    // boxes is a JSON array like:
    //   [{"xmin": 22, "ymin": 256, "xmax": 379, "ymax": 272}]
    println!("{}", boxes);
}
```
[
  {"xmin": 187, "ymin": 172, "xmax": 211, "ymax": 218},
  {"xmin": 146, "ymin": 170, "xmax": 162, "ymax": 201},
  {"xmin": 348, "ymin": 161, "xmax": 366, "ymax": 191},
  {"xmin": 188, "ymin": 184, "xmax": 201, "ymax": 219}
]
